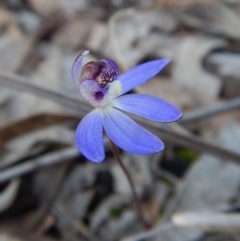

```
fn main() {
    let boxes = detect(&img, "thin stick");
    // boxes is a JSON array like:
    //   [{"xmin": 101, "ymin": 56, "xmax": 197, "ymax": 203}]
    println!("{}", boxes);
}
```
[
  {"xmin": 121, "ymin": 223, "xmax": 174, "ymax": 241},
  {"xmin": 0, "ymin": 147, "xmax": 79, "ymax": 183},
  {"xmin": 52, "ymin": 203, "xmax": 101, "ymax": 241},
  {"xmin": 0, "ymin": 70, "xmax": 91, "ymax": 113},
  {"xmin": 109, "ymin": 139, "xmax": 152, "ymax": 229},
  {"xmin": 179, "ymin": 97, "xmax": 240, "ymax": 124},
  {"xmin": 1, "ymin": 71, "xmax": 240, "ymax": 165}
]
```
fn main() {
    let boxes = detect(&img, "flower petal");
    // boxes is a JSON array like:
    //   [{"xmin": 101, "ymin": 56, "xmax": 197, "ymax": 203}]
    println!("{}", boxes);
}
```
[
  {"xmin": 71, "ymin": 50, "xmax": 89, "ymax": 87},
  {"xmin": 103, "ymin": 107, "xmax": 164, "ymax": 155},
  {"xmin": 111, "ymin": 94, "xmax": 182, "ymax": 122},
  {"xmin": 118, "ymin": 59, "xmax": 170, "ymax": 94},
  {"xmin": 76, "ymin": 109, "xmax": 104, "ymax": 163},
  {"xmin": 100, "ymin": 58, "xmax": 118, "ymax": 77}
]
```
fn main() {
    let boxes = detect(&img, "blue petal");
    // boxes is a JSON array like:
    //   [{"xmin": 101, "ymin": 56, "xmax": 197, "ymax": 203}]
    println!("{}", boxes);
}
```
[
  {"xmin": 71, "ymin": 50, "xmax": 89, "ymax": 87},
  {"xmin": 118, "ymin": 59, "xmax": 170, "ymax": 94},
  {"xmin": 103, "ymin": 107, "xmax": 164, "ymax": 155},
  {"xmin": 111, "ymin": 94, "xmax": 182, "ymax": 122},
  {"xmin": 76, "ymin": 109, "xmax": 105, "ymax": 163}
]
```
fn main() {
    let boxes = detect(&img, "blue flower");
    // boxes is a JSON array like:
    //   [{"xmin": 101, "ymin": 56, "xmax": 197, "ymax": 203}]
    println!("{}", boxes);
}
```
[{"xmin": 72, "ymin": 50, "xmax": 182, "ymax": 163}]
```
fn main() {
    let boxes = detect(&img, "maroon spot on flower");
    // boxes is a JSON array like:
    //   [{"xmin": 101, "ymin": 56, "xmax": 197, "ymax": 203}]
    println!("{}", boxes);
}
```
[
  {"xmin": 80, "ymin": 61, "xmax": 105, "ymax": 81},
  {"xmin": 94, "ymin": 91, "xmax": 104, "ymax": 101}
]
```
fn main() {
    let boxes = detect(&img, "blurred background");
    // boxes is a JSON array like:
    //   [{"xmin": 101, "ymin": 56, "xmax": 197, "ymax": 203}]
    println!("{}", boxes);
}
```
[{"xmin": 0, "ymin": 0, "xmax": 240, "ymax": 240}]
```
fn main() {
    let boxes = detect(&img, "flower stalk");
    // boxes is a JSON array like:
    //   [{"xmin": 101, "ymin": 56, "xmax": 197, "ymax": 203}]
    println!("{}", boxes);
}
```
[{"xmin": 109, "ymin": 138, "xmax": 152, "ymax": 229}]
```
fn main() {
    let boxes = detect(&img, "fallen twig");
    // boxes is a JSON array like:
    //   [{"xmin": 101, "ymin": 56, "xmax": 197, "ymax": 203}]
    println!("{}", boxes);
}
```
[
  {"xmin": 0, "ymin": 113, "xmax": 79, "ymax": 148},
  {"xmin": 121, "ymin": 222, "xmax": 174, "ymax": 241},
  {"xmin": 180, "ymin": 97, "xmax": 240, "ymax": 124},
  {"xmin": 29, "ymin": 162, "xmax": 71, "ymax": 231},
  {"xmin": 137, "ymin": 115, "xmax": 240, "ymax": 165},
  {"xmin": 52, "ymin": 202, "xmax": 101, "ymax": 241},
  {"xmin": 1, "ymin": 71, "xmax": 240, "ymax": 165},
  {"xmin": 0, "ymin": 71, "xmax": 91, "ymax": 114},
  {"xmin": 0, "ymin": 147, "xmax": 79, "ymax": 183}
]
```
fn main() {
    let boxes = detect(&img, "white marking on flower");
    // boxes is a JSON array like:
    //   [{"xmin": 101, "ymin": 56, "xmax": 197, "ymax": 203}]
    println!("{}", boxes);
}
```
[{"xmin": 80, "ymin": 80, "xmax": 122, "ymax": 108}]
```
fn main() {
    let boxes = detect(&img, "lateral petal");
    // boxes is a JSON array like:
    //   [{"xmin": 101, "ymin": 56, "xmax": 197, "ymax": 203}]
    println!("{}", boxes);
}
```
[
  {"xmin": 118, "ymin": 59, "xmax": 170, "ymax": 94},
  {"xmin": 76, "ymin": 109, "xmax": 105, "ymax": 163},
  {"xmin": 103, "ymin": 107, "xmax": 164, "ymax": 155},
  {"xmin": 111, "ymin": 94, "xmax": 182, "ymax": 122}
]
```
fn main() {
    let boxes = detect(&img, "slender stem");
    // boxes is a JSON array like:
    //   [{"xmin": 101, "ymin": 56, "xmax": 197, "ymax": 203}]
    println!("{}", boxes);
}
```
[{"xmin": 109, "ymin": 139, "xmax": 152, "ymax": 229}]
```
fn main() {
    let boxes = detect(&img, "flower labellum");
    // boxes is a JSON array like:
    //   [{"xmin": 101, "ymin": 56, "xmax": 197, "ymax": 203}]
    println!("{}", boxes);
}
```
[{"xmin": 72, "ymin": 50, "xmax": 182, "ymax": 163}]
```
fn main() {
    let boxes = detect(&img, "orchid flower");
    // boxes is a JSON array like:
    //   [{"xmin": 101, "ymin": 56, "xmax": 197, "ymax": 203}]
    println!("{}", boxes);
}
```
[{"xmin": 72, "ymin": 50, "xmax": 182, "ymax": 163}]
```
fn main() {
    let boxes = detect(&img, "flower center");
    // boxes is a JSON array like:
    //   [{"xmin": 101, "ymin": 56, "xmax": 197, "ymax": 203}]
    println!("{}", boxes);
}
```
[{"xmin": 79, "ymin": 59, "xmax": 122, "ymax": 108}]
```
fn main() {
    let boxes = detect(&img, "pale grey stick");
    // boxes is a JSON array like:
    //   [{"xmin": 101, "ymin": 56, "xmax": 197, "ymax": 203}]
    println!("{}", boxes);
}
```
[
  {"xmin": 1, "ymin": 71, "xmax": 240, "ymax": 165},
  {"xmin": 180, "ymin": 97, "xmax": 240, "ymax": 124},
  {"xmin": 135, "ymin": 115, "xmax": 240, "ymax": 165},
  {"xmin": 0, "ymin": 71, "xmax": 92, "ymax": 114},
  {"xmin": 0, "ymin": 147, "xmax": 79, "ymax": 183}
]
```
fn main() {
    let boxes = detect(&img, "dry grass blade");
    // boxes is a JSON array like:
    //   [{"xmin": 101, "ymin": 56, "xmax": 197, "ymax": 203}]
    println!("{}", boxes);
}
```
[
  {"xmin": 29, "ymin": 162, "xmax": 71, "ymax": 231},
  {"xmin": 52, "ymin": 203, "xmax": 101, "ymax": 241},
  {"xmin": 121, "ymin": 223, "xmax": 174, "ymax": 241}
]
